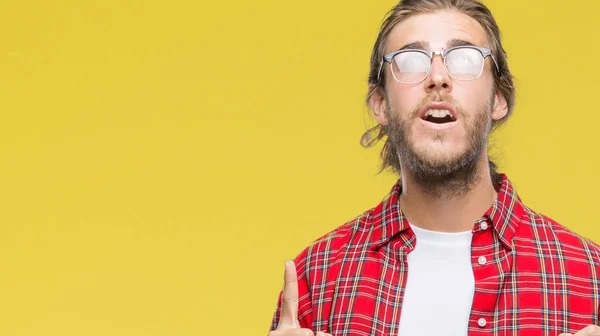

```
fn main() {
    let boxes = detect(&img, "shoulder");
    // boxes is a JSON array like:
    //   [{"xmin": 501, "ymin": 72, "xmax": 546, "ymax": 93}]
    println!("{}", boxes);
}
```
[
  {"xmin": 294, "ymin": 209, "xmax": 372, "ymax": 266},
  {"xmin": 518, "ymin": 203, "xmax": 600, "ymax": 265},
  {"xmin": 291, "ymin": 205, "xmax": 378, "ymax": 283}
]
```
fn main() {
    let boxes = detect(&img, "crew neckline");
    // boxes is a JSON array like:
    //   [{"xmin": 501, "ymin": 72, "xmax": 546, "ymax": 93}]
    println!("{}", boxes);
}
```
[{"xmin": 409, "ymin": 222, "xmax": 473, "ymax": 244}]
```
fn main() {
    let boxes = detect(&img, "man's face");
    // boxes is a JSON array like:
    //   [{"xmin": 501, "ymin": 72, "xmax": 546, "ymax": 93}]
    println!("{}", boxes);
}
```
[{"xmin": 373, "ymin": 10, "xmax": 507, "ymax": 178}]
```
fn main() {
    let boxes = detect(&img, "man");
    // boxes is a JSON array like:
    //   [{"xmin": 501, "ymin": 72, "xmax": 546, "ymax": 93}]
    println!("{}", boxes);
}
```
[{"xmin": 269, "ymin": 0, "xmax": 600, "ymax": 335}]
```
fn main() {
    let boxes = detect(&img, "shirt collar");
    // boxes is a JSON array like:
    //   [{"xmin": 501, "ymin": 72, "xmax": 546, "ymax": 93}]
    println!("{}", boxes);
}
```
[{"xmin": 368, "ymin": 173, "xmax": 524, "ymax": 251}]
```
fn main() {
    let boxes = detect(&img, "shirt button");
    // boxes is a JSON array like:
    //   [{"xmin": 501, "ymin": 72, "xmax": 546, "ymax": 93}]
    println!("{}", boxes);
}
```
[
  {"xmin": 480, "ymin": 222, "xmax": 488, "ymax": 230},
  {"xmin": 478, "ymin": 256, "xmax": 487, "ymax": 265},
  {"xmin": 478, "ymin": 318, "xmax": 487, "ymax": 327}
]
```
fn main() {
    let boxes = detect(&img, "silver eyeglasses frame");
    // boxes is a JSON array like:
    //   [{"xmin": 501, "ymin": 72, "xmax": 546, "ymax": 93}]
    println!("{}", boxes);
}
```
[{"xmin": 376, "ymin": 45, "xmax": 500, "ymax": 84}]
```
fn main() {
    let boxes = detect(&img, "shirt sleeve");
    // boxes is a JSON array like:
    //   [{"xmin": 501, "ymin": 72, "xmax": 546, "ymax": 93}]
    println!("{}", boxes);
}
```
[{"xmin": 597, "ymin": 278, "xmax": 600, "ymax": 326}]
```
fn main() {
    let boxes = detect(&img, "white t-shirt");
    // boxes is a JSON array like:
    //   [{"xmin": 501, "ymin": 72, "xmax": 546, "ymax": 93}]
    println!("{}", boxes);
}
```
[{"xmin": 397, "ymin": 223, "xmax": 475, "ymax": 336}]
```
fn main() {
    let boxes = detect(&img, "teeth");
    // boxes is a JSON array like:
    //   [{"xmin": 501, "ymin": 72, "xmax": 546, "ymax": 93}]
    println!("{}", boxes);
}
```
[{"xmin": 426, "ymin": 109, "xmax": 451, "ymax": 118}]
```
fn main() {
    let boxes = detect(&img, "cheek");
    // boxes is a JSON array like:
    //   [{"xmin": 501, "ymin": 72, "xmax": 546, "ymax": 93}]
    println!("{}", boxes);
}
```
[
  {"xmin": 454, "ymin": 81, "xmax": 494, "ymax": 113},
  {"xmin": 386, "ymin": 85, "xmax": 423, "ymax": 116}
]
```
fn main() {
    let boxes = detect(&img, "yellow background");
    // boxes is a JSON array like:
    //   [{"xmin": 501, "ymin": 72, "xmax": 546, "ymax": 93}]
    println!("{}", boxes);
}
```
[{"xmin": 0, "ymin": 0, "xmax": 598, "ymax": 334}]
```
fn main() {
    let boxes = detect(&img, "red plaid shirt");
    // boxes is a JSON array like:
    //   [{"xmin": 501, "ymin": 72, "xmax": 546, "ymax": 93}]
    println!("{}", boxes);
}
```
[{"xmin": 271, "ymin": 174, "xmax": 600, "ymax": 335}]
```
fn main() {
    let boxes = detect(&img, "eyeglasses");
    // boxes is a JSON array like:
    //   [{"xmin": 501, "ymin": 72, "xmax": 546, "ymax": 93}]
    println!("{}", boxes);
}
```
[{"xmin": 376, "ymin": 45, "xmax": 500, "ymax": 84}]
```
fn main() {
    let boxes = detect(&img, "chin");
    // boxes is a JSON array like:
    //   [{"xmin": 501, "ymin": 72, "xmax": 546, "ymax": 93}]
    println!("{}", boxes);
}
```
[
  {"xmin": 416, "ymin": 145, "xmax": 470, "ymax": 169},
  {"xmin": 417, "ymin": 142, "xmax": 463, "ymax": 160}
]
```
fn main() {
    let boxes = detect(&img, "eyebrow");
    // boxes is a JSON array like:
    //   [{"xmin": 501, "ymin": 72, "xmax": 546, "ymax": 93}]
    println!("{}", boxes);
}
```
[{"xmin": 396, "ymin": 39, "xmax": 476, "ymax": 51}]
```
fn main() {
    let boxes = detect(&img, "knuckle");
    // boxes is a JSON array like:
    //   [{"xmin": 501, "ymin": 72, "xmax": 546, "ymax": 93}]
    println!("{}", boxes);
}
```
[
  {"xmin": 283, "ymin": 296, "xmax": 299, "ymax": 304},
  {"xmin": 587, "ymin": 324, "xmax": 600, "ymax": 335},
  {"xmin": 300, "ymin": 329, "xmax": 314, "ymax": 336},
  {"xmin": 271, "ymin": 328, "xmax": 313, "ymax": 336}
]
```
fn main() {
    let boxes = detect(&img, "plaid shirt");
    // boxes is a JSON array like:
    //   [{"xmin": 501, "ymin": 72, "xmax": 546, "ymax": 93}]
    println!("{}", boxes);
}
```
[{"xmin": 270, "ymin": 174, "xmax": 600, "ymax": 335}]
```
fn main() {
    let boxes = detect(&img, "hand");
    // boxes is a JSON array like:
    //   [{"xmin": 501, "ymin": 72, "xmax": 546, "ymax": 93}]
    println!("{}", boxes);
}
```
[
  {"xmin": 559, "ymin": 325, "xmax": 600, "ymax": 336},
  {"xmin": 268, "ymin": 261, "xmax": 333, "ymax": 336}
]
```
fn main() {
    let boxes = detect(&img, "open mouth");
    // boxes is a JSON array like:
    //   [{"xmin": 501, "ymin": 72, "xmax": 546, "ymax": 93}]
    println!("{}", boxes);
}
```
[{"xmin": 421, "ymin": 109, "xmax": 457, "ymax": 124}]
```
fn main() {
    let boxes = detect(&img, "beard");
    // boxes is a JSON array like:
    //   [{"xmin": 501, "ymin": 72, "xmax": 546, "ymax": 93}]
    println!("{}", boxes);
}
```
[{"xmin": 384, "ymin": 93, "xmax": 494, "ymax": 199}]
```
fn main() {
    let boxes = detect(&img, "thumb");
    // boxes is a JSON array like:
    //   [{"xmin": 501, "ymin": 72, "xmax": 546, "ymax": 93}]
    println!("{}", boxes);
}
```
[{"xmin": 277, "ymin": 260, "xmax": 300, "ymax": 329}]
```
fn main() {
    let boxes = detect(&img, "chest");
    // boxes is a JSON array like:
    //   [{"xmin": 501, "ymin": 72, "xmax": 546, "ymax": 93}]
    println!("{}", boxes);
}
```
[{"xmin": 311, "ymin": 239, "xmax": 599, "ymax": 336}]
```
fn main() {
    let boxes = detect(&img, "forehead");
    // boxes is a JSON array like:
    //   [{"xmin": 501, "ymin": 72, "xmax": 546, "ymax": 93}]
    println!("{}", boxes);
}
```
[{"xmin": 387, "ymin": 10, "xmax": 488, "ymax": 52}]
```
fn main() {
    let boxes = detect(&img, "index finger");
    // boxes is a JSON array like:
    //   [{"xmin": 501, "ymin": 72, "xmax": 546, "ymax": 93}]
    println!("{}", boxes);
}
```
[{"xmin": 278, "ymin": 260, "xmax": 299, "ymax": 329}]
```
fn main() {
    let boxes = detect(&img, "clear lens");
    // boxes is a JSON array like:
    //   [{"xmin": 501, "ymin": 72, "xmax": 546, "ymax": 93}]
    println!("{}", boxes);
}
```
[
  {"xmin": 444, "ymin": 48, "xmax": 484, "ymax": 80},
  {"xmin": 391, "ymin": 51, "xmax": 430, "ymax": 83}
]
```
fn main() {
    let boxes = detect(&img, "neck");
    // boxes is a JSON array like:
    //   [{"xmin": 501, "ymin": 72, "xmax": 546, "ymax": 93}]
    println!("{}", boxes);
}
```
[{"xmin": 399, "ymin": 155, "xmax": 498, "ymax": 233}]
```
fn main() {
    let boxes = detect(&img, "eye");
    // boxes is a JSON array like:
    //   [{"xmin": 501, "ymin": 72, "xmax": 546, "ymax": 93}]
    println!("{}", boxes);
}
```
[
  {"xmin": 393, "ymin": 52, "xmax": 430, "ymax": 73},
  {"xmin": 445, "ymin": 48, "xmax": 484, "ymax": 76}
]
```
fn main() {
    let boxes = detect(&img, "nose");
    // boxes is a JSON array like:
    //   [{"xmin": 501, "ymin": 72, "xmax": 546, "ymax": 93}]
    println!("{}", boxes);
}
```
[{"xmin": 423, "ymin": 54, "xmax": 452, "ymax": 94}]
